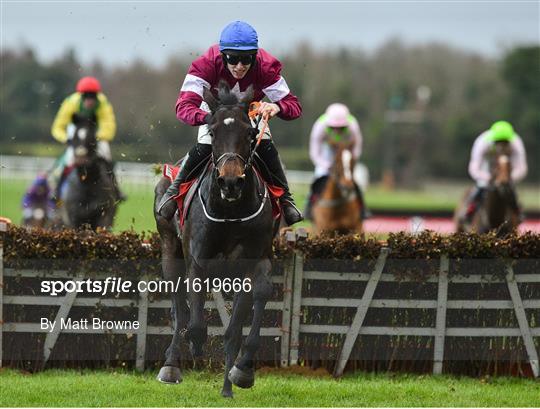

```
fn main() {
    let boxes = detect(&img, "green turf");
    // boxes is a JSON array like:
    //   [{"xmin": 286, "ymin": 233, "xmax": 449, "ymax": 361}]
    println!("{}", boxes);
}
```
[
  {"xmin": 0, "ymin": 368, "xmax": 538, "ymax": 407},
  {"xmin": 114, "ymin": 184, "xmax": 156, "ymax": 232},
  {"xmin": 1, "ymin": 179, "xmax": 28, "ymax": 226},
  {"xmin": 364, "ymin": 186, "xmax": 459, "ymax": 211},
  {"xmin": 0, "ymin": 179, "xmax": 158, "ymax": 233}
]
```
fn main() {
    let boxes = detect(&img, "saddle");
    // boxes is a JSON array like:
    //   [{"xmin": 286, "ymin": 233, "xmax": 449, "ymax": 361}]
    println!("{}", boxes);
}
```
[{"xmin": 162, "ymin": 159, "xmax": 284, "ymax": 231}]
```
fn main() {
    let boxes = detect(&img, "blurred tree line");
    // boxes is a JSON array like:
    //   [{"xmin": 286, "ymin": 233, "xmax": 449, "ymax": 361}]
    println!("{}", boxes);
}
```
[{"xmin": 1, "ymin": 41, "xmax": 538, "ymax": 184}]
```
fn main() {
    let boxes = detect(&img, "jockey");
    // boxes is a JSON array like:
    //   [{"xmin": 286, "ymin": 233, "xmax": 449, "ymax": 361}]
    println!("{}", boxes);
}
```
[
  {"xmin": 50, "ymin": 76, "xmax": 125, "ymax": 201},
  {"xmin": 21, "ymin": 173, "xmax": 56, "ymax": 222},
  {"xmin": 305, "ymin": 103, "xmax": 369, "ymax": 220},
  {"xmin": 157, "ymin": 20, "xmax": 303, "ymax": 225},
  {"xmin": 461, "ymin": 120, "xmax": 528, "ymax": 224}
]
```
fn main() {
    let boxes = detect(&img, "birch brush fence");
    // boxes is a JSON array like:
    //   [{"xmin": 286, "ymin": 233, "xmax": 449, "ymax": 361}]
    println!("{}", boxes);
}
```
[{"xmin": 1, "ymin": 225, "xmax": 539, "ymax": 377}]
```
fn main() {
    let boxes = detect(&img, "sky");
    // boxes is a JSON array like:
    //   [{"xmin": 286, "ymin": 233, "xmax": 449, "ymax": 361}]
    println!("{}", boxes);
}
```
[{"xmin": 1, "ymin": 1, "xmax": 539, "ymax": 67}]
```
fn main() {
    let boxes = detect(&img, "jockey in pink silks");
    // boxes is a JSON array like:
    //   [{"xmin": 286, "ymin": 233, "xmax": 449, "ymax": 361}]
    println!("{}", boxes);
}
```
[{"xmin": 305, "ymin": 103, "xmax": 370, "ymax": 220}]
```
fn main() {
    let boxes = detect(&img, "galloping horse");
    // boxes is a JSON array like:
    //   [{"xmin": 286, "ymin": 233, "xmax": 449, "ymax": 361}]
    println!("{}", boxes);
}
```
[
  {"xmin": 312, "ymin": 140, "xmax": 362, "ymax": 234},
  {"xmin": 59, "ymin": 115, "xmax": 118, "ymax": 229},
  {"xmin": 455, "ymin": 141, "xmax": 520, "ymax": 235},
  {"xmin": 21, "ymin": 174, "xmax": 55, "ymax": 229},
  {"xmin": 154, "ymin": 82, "xmax": 276, "ymax": 397}
]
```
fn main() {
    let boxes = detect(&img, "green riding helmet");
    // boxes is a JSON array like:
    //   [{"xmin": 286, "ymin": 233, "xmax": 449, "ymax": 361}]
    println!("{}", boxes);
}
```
[{"xmin": 488, "ymin": 120, "xmax": 516, "ymax": 142}]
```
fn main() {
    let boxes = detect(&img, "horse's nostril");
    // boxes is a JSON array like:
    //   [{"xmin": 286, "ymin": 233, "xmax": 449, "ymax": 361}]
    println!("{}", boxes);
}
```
[
  {"xmin": 217, "ymin": 176, "xmax": 226, "ymax": 189},
  {"xmin": 235, "ymin": 177, "xmax": 245, "ymax": 190}
]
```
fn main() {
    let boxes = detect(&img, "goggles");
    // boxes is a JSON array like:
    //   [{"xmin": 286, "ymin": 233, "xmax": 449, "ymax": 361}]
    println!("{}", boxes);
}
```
[
  {"xmin": 82, "ymin": 92, "xmax": 98, "ymax": 100},
  {"xmin": 223, "ymin": 53, "xmax": 256, "ymax": 66},
  {"xmin": 326, "ymin": 126, "xmax": 348, "ymax": 142}
]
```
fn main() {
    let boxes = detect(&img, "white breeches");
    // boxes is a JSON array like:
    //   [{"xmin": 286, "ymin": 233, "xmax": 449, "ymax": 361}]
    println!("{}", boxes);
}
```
[
  {"xmin": 65, "ymin": 141, "xmax": 112, "ymax": 166},
  {"xmin": 313, "ymin": 144, "xmax": 335, "ymax": 178}
]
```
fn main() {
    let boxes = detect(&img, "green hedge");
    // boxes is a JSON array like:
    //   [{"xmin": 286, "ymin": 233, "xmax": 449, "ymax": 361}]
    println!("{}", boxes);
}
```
[{"xmin": 3, "ymin": 225, "xmax": 538, "ymax": 267}]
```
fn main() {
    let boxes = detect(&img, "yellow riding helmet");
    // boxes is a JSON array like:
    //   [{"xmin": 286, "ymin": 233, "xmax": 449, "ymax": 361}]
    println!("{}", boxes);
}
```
[{"xmin": 489, "ymin": 121, "xmax": 516, "ymax": 142}]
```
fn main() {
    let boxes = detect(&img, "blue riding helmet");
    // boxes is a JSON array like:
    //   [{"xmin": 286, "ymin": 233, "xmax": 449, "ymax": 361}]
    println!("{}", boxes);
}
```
[{"xmin": 219, "ymin": 21, "xmax": 258, "ymax": 51}]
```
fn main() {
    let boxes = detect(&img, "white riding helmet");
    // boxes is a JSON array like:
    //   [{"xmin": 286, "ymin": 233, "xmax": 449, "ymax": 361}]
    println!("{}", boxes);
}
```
[{"xmin": 325, "ymin": 103, "xmax": 351, "ymax": 127}]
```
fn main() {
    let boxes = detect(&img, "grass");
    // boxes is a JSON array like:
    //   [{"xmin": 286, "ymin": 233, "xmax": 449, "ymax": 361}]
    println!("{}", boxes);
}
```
[
  {"xmin": 1, "ymin": 177, "xmax": 538, "ymax": 233},
  {"xmin": 0, "ymin": 368, "xmax": 539, "ymax": 407},
  {"xmin": 0, "ymin": 179, "xmax": 158, "ymax": 233}
]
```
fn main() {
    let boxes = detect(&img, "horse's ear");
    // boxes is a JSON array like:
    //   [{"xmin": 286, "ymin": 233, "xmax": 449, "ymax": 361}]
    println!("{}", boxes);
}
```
[
  {"xmin": 203, "ymin": 87, "xmax": 219, "ymax": 113},
  {"xmin": 240, "ymin": 85, "xmax": 254, "ymax": 112},
  {"xmin": 217, "ymin": 80, "xmax": 232, "ymax": 102}
]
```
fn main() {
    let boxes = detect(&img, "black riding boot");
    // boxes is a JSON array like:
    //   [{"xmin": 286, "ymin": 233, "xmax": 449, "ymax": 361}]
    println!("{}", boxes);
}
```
[
  {"xmin": 353, "ymin": 183, "xmax": 371, "ymax": 219},
  {"xmin": 304, "ymin": 176, "xmax": 328, "ymax": 222},
  {"xmin": 507, "ymin": 185, "xmax": 524, "ymax": 222},
  {"xmin": 304, "ymin": 189, "xmax": 314, "ymax": 221},
  {"xmin": 157, "ymin": 143, "xmax": 212, "ymax": 220},
  {"xmin": 463, "ymin": 186, "xmax": 486, "ymax": 224},
  {"xmin": 105, "ymin": 161, "xmax": 127, "ymax": 202},
  {"xmin": 53, "ymin": 170, "xmax": 67, "ymax": 204},
  {"xmin": 256, "ymin": 140, "xmax": 303, "ymax": 225}
]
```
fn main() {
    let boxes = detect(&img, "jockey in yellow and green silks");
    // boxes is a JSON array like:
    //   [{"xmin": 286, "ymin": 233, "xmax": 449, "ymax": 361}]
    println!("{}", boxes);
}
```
[
  {"xmin": 51, "ymin": 77, "xmax": 116, "ymax": 145},
  {"xmin": 50, "ymin": 76, "xmax": 125, "ymax": 201}
]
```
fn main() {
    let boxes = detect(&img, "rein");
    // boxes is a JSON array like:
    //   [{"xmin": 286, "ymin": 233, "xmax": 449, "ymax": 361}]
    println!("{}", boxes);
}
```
[
  {"xmin": 198, "ymin": 182, "xmax": 269, "ymax": 223},
  {"xmin": 204, "ymin": 101, "xmax": 270, "ymax": 223},
  {"xmin": 214, "ymin": 152, "xmax": 247, "ymax": 170},
  {"xmin": 245, "ymin": 101, "xmax": 269, "ymax": 169}
]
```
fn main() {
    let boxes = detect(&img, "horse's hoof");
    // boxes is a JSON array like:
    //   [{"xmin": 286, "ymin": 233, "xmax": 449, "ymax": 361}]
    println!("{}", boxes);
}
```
[
  {"xmin": 221, "ymin": 388, "xmax": 234, "ymax": 398},
  {"xmin": 156, "ymin": 366, "xmax": 182, "ymax": 384},
  {"xmin": 228, "ymin": 365, "xmax": 254, "ymax": 389}
]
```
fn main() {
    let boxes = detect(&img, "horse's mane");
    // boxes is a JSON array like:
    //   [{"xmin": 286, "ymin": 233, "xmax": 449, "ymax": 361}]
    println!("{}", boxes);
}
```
[{"xmin": 204, "ymin": 80, "xmax": 252, "ymax": 115}]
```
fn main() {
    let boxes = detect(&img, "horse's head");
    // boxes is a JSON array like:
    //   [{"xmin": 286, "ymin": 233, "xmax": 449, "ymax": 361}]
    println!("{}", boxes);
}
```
[
  {"xmin": 69, "ymin": 114, "xmax": 98, "ymax": 167},
  {"xmin": 491, "ymin": 141, "xmax": 513, "ymax": 187},
  {"xmin": 203, "ymin": 81, "xmax": 256, "ymax": 201},
  {"xmin": 329, "ymin": 139, "xmax": 356, "ymax": 191}
]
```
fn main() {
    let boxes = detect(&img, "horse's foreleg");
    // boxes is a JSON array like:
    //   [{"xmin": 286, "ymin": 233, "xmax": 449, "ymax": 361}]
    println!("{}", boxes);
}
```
[
  {"xmin": 228, "ymin": 259, "xmax": 272, "ymax": 389},
  {"xmin": 185, "ymin": 269, "xmax": 207, "ymax": 359},
  {"xmin": 157, "ymin": 236, "xmax": 187, "ymax": 384},
  {"xmin": 221, "ymin": 291, "xmax": 253, "ymax": 398},
  {"xmin": 158, "ymin": 292, "xmax": 188, "ymax": 384},
  {"xmin": 163, "ymin": 256, "xmax": 188, "ymax": 367},
  {"xmin": 94, "ymin": 205, "xmax": 116, "ymax": 231}
]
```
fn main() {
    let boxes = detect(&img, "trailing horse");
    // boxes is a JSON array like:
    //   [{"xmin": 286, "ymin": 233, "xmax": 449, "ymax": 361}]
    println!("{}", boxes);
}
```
[
  {"xmin": 21, "ymin": 174, "xmax": 56, "ymax": 229},
  {"xmin": 312, "ymin": 140, "xmax": 363, "ymax": 235},
  {"xmin": 59, "ymin": 115, "xmax": 118, "ymax": 230},
  {"xmin": 455, "ymin": 141, "xmax": 520, "ymax": 236},
  {"xmin": 154, "ymin": 82, "xmax": 277, "ymax": 397}
]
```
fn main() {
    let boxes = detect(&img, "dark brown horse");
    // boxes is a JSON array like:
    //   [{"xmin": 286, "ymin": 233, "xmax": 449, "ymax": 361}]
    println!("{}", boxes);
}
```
[
  {"xmin": 153, "ymin": 82, "xmax": 276, "ymax": 397},
  {"xmin": 312, "ymin": 140, "xmax": 362, "ymax": 235},
  {"xmin": 59, "ymin": 116, "xmax": 118, "ymax": 230},
  {"xmin": 455, "ymin": 141, "xmax": 520, "ymax": 235}
]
